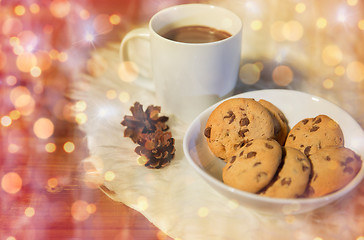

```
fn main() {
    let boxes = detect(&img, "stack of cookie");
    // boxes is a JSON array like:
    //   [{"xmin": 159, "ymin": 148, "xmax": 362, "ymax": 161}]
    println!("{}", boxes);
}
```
[{"xmin": 204, "ymin": 98, "xmax": 362, "ymax": 198}]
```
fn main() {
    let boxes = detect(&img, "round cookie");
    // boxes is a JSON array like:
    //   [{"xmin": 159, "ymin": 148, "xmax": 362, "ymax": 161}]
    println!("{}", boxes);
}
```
[
  {"xmin": 305, "ymin": 146, "xmax": 362, "ymax": 198},
  {"xmin": 222, "ymin": 138, "xmax": 282, "ymax": 193},
  {"xmin": 284, "ymin": 115, "xmax": 344, "ymax": 157},
  {"xmin": 260, "ymin": 147, "xmax": 311, "ymax": 198},
  {"xmin": 258, "ymin": 99, "xmax": 289, "ymax": 145},
  {"xmin": 204, "ymin": 98, "xmax": 275, "ymax": 160}
]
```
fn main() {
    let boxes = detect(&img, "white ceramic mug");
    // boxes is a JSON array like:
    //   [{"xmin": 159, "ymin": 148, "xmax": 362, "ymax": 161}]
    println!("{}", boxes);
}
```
[{"xmin": 120, "ymin": 4, "xmax": 242, "ymax": 123}]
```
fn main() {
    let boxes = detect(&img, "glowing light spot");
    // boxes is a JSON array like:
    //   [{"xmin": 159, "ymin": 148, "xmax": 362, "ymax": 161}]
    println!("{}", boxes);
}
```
[
  {"xmin": 322, "ymin": 45, "xmax": 342, "ymax": 66},
  {"xmin": 16, "ymin": 52, "xmax": 37, "ymax": 72},
  {"xmin": 358, "ymin": 20, "xmax": 364, "ymax": 31},
  {"xmin": 24, "ymin": 207, "xmax": 35, "ymax": 217},
  {"xmin": 74, "ymin": 101, "xmax": 87, "ymax": 112},
  {"xmin": 137, "ymin": 156, "xmax": 148, "ymax": 166},
  {"xmin": 33, "ymin": 118, "xmax": 54, "ymax": 139},
  {"xmin": 347, "ymin": 0, "xmax": 358, "ymax": 5},
  {"xmin": 270, "ymin": 21, "xmax": 285, "ymax": 42},
  {"xmin": 337, "ymin": 7, "xmax": 348, "ymax": 23},
  {"xmin": 118, "ymin": 61, "xmax": 139, "ymax": 82},
  {"xmin": 313, "ymin": 237, "xmax": 323, "ymax": 240},
  {"xmin": 1, "ymin": 116, "xmax": 12, "ymax": 127},
  {"xmin": 335, "ymin": 66, "xmax": 345, "ymax": 76},
  {"xmin": 323, "ymin": 79, "xmax": 334, "ymax": 89},
  {"xmin": 48, "ymin": 178, "xmax": 58, "ymax": 188},
  {"xmin": 85, "ymin": 33, "xmax": 95, "ymax": 42},
  {"xmin": 30, "ymin": 66, "xmax": 41, "ymax": 77},
  {"xmin": 357, "ymin": 236, "xmax": 364, "ymax": 240},
  {"xmin": 8, "ymin": 144, "xmax": 20, "ymax": 153},
  {"xmin": 109, "ymin": 14, "xmax": 121, "ymax": 25},
  {"xmin": 106, "ymin": 89, "xmax": 117, "ymax": 99},
  {"xmin": 239, "ymin": 63, "xmax": 261, "ymax": 85},
  {"xmin": 282, "ymin": 21, "xmax": 303, "ymax": 41},
  {"xmin": 14, "ymin": 5, "xmax": 26, "ymax": 16},
  {"xmin": 9, "ymin": 86, "xmax": 35, "ymax": 116},
  {"xmin": 71, "ymin": 200, "xmax": 90, "ymax": 221},
  {"xmin": 118, "ymin": 91, "xmax": 130, "ymax": 103},
  {"xmin": 35, "ymin": 51, "xmax": 52, "ymax": 71},
  {"xmin": 29, "ymin": 4, "xmax": 40, "ymax": 14},
  {"xmin": 198, "ymin": 207, "xmax": 209, "ymax": 217},
  {"xmin": 5, "ymin": 75, "xmax": 17, "ymax": 86},
  {"xmin": 93, "ymin": 14, "xmax": 113, "ymax": 35},
  {"xmin": 50, "ymin": 0, "xmax": 71, "ymax": 18},
  {"xmin": 347, "ymin": 61, "xmax": 364, "ymax": 83},
  {"xmin": 86, "ymin": 203, "xmax": 97, "ymax": 214},
  {"xmin": 9, "ymin": 37, "xmax": 20, "ymax": 46},
  {"xmin": 80, "ymin": 9, "xmax": 90, "ymax": 20},
  {"xmin": 9, "ymin": 110, "xmax": 21, "ymax": 120},
  {"xmin": 75, "ymin": 113, "xmax": 87, "ymax": 125},
  {"xmin": 45, "ymin": 143, "xmax": 56, "ymax": 153},
  {"xmin": 104, "ymin": 171, "xmax": 115, "ymax": 181},
  {"xmin": 272, "ymin": 65, "xmax": 293, "ymax": 86},
  {"xmin": 295, "ymin": 3, "xmax": 306, "ymax": 13},
  {"xmin": 157, "ymin": 231, "xmax": 169, "ymax": 240},
  {"xmin": 6, "ymin": 236, "xmax": 16, "ymax": 240},
  {"xmin": 63, "ymin": 141, "xmax": 75, "ymax": 153},
  {"xmin": 316, "ymin": 18, "xmax": 327, "ymax": 29},
  {"xmin": 1, "ymin": 172, "xmax": 22, "ymax": 194},
  {"xmin": 137, "ymin": 196, "xmax": 149, "ymax": 211},
  {"xmin": 250, "ymin": 20, "xmax": 262, "ymax": 31},
  {"xmin": 58, "ymin": 52, "xmax": 68, "ymax": 62},
  {"xmin": 49, "ymin": 49, "xmax": 59, "ymax": 59}
]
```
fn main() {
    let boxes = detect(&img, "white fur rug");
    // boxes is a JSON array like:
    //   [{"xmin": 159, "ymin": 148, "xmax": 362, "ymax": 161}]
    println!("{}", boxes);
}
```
[{"xmin": 71, "ymin": 43, "xmax": 364, "ymax": 240}]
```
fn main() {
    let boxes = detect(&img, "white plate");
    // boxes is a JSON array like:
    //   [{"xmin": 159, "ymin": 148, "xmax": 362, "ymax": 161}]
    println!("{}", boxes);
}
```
[{"xmin": 183, "ymin": 89, "xmax": 364, "ymax": 214}]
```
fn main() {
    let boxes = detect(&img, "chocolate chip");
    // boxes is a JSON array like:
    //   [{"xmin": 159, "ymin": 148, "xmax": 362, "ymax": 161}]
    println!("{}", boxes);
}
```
[
  {"xmin": 304, "ymin": 146, "xmax": 311, "ymax": 156},
  {"xmin": 234, "ymin": 141, "xmax": 245, "ymax": 150},
  {"xmin": 281, "ymin": 177, "xmax": 292, "ymax": 186},
  {"xmin": 288, "ymin": 134, "xmax": 296, "ymax": 141},
  {"xmin": 310, "ymin": 126, "xmax": 320, "ymax": 132},
  {"xmin": 344, "ymin": 166, "xmax": 354, "ymax": 174},
  {"xmin": 302, "ymin": 164, "xmax": 310, "ymax": 172},
  {"xmin": 245, "ymin": 142, "xmax": 253, "ymax": 147},
  {"xmin": 256, "ymin": 172, "xmax": 267, "ymax": 182},
  {"xmin": 239, "ymin": 117, "xmax": 250, "ymax": 127},
  {"xmin": 265, "ymin": 143, "xmax": 273, "ymax": 149},
  {"xmin": 239, "ymin": 150, "xmax": 244, "ymax": 157},
  {"xmin": 325, "ymin": 155, "xmax": 331, "ymax": 161},
  {"xmin": 224, "ymin": 111, "xmax": 235, "ymax": 124},
  {"xmin": 230, "ymin": 156, "xmax": 236, "ymax": 164},
  {"xmin": 253, "ymin": 162, "xmax": 261, "ymax": 167},
  {"xmin": 247, "ymin": 151, "xmax": 257, "ymax": 158},
  {"xmin": 345, "ymin": 157, "xmax": 354, "ymax": 164},
  {"xmin": 302, "ymin": 119, "xmax": 309, "ymax": 125},
  {"xmin": 313, "ymin": 117, "xmax": 322, "ymax": 124},
  {"xmin": 204, "ymin": 127, "xmax": 211, "ymax": 138},
  {"xmin": 238, "ymin": 129, "xmax": 249, "ymax": 137}
]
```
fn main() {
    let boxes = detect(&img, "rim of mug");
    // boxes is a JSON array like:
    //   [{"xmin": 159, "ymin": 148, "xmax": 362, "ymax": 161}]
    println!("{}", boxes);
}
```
[{"xmin": 149, "ymin": 3, "xmax": 243, "ymax": 46}]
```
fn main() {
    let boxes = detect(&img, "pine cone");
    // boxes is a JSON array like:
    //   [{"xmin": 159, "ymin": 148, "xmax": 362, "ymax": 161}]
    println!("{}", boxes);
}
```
[
  {"xmin": 121, "ymin": 102, "xmax": 175, "ymax": 169},
  {"xmin": 135, "ymin": 129, "xmax": 175, "ymax": 169},
  {"xmin": 121, "ymin": 102, "xmax": 169, "ymax": 143}
]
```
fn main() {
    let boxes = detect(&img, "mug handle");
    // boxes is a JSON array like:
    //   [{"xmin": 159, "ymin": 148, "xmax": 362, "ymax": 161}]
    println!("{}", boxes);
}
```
[{"xmin": 119, "ymin": 28, "xmax": 155, "ymax": 91}]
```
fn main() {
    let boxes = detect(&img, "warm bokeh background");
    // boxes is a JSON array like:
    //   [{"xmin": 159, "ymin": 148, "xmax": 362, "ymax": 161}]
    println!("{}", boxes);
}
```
[{"xmin": 1, "ymin": 0, "xmax": 363, "ymax": 239}]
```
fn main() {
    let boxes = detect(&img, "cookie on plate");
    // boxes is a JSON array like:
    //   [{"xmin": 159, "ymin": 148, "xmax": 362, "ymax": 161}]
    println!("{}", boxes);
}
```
[
  {"xmin": 204, "ymin": 98, "xmax": 275, "ymax": 160},
  {"xmin": 260, "ymin": 147, "xmax": 311, "ymax": 198},
  {"xmin": 305, "ymin": 146, "xmax": 362, "ymax": 198},
  {"xmin": 222, "ymin": 138, "xmax": 282, "ymax": 193},
  {"xmin": 258, "ymin": 99, "xmax": 289, "ymax": 145},
  {"xmin": 285, "ymin": 115, "xmax": 344, "ymax": 157}
]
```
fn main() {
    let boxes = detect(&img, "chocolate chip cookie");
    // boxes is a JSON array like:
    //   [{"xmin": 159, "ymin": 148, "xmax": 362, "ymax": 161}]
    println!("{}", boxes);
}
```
[
  {"xmin": 285, "ymin": 115, "xmax": 344, "ymax": 157},
  {"xmin": 222, "ymin": 138, "xmax": 282, "ymax": 193},
  {"xmin": 305, "ymin": 146, "xmax": 362, "ymax": 198},
  {"xmin": 204, "ymin": 98, "xmax": 275, "ymax": 160},
  {"xmin": 258, "ymin": 99, "xmax": 289, "ymax": 145},
  {"xmin": 261, "ymin": 147, "xmax": 311, "ymax": 198}
]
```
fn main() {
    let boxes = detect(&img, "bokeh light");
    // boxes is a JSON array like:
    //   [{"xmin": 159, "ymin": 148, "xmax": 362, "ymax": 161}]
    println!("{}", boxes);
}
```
[
  {"xmin": 239, "ymin": 63, "xmax": 261, "ymax": 85},
  {"xmin": 272, "ymin": 65, "xmax": 293, "ymax": 86},
  {"xmin": 33, "ymin": 118, "xmax": 54, "ymax": 139},
  {"xmin": 1, "ymin": 116, "xmax": 12, "ymax": 127},
  {"xmin": 347, "ymin": 61, "xmax": 364, "ymax": 82},
  {"xmin": 63, "ymin": 141, "xmax": 75, "ymax": 153},
  {"xmin": 50, "ymin": 0, "xmax": 71, "ymax": 18},
  {"xmin": 71, "ymin": 200, "xmax": 90, "ymax": 221},
  {"xmin": 45, "ymin": 143, "xmax": 57, "ymax": 153},
  {"xmin": 1, "ymin": 172, "xmax": 22, "ymax": 194},
  {"xmin": 24, "ymin": 207, "xmax": 35, "ymax": 217},
  {"xmin": 322, "ymin": 45, "xmax": 343, "ymax": 66}
]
